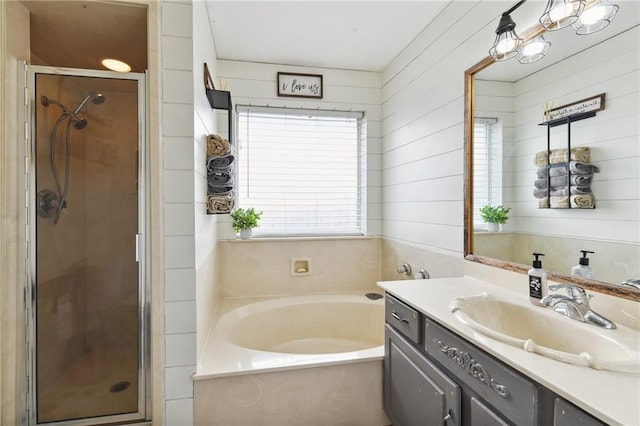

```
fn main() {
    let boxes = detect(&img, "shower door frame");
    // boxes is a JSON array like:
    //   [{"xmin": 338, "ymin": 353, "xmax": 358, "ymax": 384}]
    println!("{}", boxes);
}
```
[{"xmin": 25, "ymin": 65, "xmax": 150, "ymax": 426}]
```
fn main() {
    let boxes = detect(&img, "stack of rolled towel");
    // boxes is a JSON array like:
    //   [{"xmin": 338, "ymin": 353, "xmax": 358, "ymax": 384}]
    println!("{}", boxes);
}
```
[
  {"xmin": 533, "ymin": 147, "xmax": 599, "ymax": 209},
  {"xmin": 206, "ymin": 134, "xmax": 235, "ymax": 214}
]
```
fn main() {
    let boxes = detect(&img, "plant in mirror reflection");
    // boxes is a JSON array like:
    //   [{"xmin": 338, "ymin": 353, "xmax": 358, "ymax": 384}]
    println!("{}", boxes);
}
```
[{"xmin": 479, "ymin": 205, "xmax": 512, "ymax": 225}]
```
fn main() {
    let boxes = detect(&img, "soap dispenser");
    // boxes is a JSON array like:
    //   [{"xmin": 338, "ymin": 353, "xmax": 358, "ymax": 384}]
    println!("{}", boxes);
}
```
[
  {"xmin": 528, "ymin": 253, "xmax": 548, "ymax": 306},
  {"xmin": 571, "ymin": 250, "xmax": 595, "ymax": 279}
]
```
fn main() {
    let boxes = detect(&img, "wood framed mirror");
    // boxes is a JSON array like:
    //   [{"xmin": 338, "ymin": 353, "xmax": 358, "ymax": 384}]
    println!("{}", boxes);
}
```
[{"xmin": 464, "ymin": 12, "xmax": 640, "ymax": 302}]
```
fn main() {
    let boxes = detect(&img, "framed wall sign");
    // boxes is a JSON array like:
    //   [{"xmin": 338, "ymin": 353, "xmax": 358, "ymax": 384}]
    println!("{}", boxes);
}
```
[
  {"xmin": 277, "ymin": 72, "xmax": 323, "ymax": 99},
  {"xmin": 547, "ymin": 93, "xmax": 605, "ymax": 121}
]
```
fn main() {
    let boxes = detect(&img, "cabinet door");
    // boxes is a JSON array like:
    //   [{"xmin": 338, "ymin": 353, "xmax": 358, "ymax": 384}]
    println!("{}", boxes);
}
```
[
  {"xmin": 385, "ymin": 325, "xmax": 461, "ymax": 425},
  {"xmin": 470, "ymin": 397, "xmax": 510, "ymax": 426},
  {"xmin": 554, "ymin": 398, "xmax": 606, "ymax": 426}
]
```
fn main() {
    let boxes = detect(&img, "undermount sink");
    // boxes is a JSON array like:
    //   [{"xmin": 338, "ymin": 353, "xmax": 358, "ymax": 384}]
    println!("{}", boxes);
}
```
[{"xmin": 449, "ymin": 293, "xmax": 640, "ymax": 374}]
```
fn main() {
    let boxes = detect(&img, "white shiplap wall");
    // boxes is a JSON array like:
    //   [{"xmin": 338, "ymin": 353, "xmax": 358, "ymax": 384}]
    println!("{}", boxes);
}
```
[
  {"xmin": 162, "ymin": 0, "xmax": 222, "ymax": 423},
  {"xmin": 215, "ymin": 60, "xmax": 383, "ymax": 237},
  {"xmin": 381, "ymin": 1, "xmax": 506, "ymax": 258}
]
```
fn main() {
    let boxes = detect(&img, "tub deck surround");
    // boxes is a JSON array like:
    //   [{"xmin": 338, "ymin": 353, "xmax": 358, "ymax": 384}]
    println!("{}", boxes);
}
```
[
  {"xmin": 195, "ymin": 291, "xmax": 385, "ymax": 380},
  {"xmin": 377, "ymin": 277, "xmax": 640, "ymax": 426}
]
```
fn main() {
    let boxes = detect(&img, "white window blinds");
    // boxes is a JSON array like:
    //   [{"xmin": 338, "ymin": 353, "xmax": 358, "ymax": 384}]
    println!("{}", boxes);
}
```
[
  {"xmin": 473, "ymin": 117, "xmax": 502, "ymax": 227},
  {"xmin": 236, "ymin": 105, "xmax": 365, "ymax": 237}
]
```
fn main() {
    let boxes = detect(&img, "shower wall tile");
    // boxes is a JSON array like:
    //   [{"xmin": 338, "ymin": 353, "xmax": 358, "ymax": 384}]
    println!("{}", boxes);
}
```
[
  {"xmin": 163, "ymin": 70, "xmax": 194, "ymax": 104},
  {"xmin": 165, "ymin": 236, "xmax": 196, "ymax": 269},
  {"xmin": 164, "ymin": 170, "xmax": 195, "ymax": 203},
  {"xmin": 166, "ymin": 398, "xmax": 195, "ymax": 426},
  {"xmin": 165, "ymin": 203, "xmax": 195, "ymax": 236},
  {"xmin": 163, "ymin": 137, "xmax": 195, "ymax": 170},
  {"xmin": 162, "ymin": 2, "xmax": 193, "ymax": 38},
  {"xmin": 165, "ymin": 301, "xmax": 197, "ymax": 334},
  {"xmin": 165, "ymin": 365, "xmax": 196, "ymax": 399},
  {"xmin": 166, "ymin": 333, "xmax": 197, "ymax": 367},
  {"xmin": 165, "ymin": 268, "xmax": 197, "ymax": 301},
  {"xmin": 162, "ymin": 36, "xmax": 193, "ymax": 71},
  {"xmin": 163, "ymin": 103, "xmax": 195, "ymax": 137}
]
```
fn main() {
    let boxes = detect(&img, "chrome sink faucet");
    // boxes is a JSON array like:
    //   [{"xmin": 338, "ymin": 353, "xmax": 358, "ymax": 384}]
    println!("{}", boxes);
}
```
[{"xmin": 541, "ymin": 284, "xmax": 616, "ymax": 329}]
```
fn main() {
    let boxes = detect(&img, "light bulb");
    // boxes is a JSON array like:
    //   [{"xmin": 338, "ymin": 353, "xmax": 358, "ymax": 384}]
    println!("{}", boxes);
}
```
[
  {"xmin": 580, "ymin": 5, "xmax": 608, "ymax": 25},
  {"xmin": 496, "ymin": 38, "xmax": 518, "ymax": 54},
  {"xmin": 549, "ymin": 3, "xmax": 575, "ymax": 21},
  {"xmin": 522, "ymin": 41, "xmax": 545, "ymax": 56}
]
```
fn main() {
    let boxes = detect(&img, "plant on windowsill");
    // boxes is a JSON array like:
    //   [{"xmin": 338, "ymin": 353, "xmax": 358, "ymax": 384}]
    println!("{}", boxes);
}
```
[
  {"xmin": 479, "ymin": 204, "xmax": 511, "ymax": 232},
  {"xmin": 231, "ymin": 207, "xmax": 263, "ymax": 239}
]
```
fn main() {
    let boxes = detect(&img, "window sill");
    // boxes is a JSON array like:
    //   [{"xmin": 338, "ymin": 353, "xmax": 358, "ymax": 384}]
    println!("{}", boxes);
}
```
[{"xmin": 222, "ymin": 235, "xmax": 372, "ymax": 243}]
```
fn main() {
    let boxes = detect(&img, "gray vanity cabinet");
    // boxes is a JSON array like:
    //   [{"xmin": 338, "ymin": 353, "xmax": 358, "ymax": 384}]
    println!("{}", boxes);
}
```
[
  {"xmin": 554, "ymin": 398, "xmax": 606, "ymax": 426},
  {"xmin": 383, "ymin": 293, "xmax": 606, "ymax": 426},
  {"xmin": 385, "ymin": 325, "xmax": 461, "ymax": 425}
]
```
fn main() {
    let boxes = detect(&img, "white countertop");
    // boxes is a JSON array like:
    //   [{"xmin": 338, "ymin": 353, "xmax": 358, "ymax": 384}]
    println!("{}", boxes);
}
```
[{"xmin": 378, "ymin": 277, "xmax": 640, "ymax": 426}]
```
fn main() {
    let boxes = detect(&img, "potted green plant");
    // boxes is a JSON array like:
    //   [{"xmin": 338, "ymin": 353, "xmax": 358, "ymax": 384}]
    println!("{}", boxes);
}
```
[
  {"xmin": 479, "ymin": 205, "xmax": 511, "ymax": 232},
  {"xmin": 231, "ymin": 207, "xmax": 263, "ymax": 239}
]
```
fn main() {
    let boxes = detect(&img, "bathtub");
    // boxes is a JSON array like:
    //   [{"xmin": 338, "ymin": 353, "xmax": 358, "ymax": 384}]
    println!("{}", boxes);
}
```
[{"xmin": 194, "ymin": 292, "xmax": 389, "ymax": 425}]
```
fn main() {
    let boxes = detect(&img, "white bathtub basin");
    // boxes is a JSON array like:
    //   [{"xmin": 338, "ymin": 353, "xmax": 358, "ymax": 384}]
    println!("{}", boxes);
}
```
[
  {"xmin": 450, "ymin": 293, "xmax": 640, "ymax": 373},
  {"xmin": 195, "ymin": 293, "xmax": 386, "ymax": 379},
  {"xmin": 217, "ymin": 294, "xmax": 384, "ymax": 354}
]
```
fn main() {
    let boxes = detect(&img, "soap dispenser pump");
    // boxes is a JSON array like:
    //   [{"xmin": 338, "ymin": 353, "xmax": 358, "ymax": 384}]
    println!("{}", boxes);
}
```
[
  {"xmin": 571, "ymin": 250, "xmax": 595, "ymax": 279},
  {"xmin": 528, "ymin": 252, "xmax": 548, "ymax": 306}
]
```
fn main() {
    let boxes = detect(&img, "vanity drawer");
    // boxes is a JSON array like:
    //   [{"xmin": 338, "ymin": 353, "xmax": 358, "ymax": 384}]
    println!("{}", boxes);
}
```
[
  {"xmin": 424, "ymin": 317, "xmax": 539, "ymax": 426},
  {"xmin": 385, "ymin": 294, "xmax": 422, "ymax": 345}
]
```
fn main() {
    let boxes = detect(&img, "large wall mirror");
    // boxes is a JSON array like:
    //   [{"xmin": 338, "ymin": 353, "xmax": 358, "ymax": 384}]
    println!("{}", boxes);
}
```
[{"xmin": 464, "ymin": 3, "xmax": 639, "ymax": 301}]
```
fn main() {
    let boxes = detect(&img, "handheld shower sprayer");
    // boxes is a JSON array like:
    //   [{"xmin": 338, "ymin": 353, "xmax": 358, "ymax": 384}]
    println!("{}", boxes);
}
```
[
  {"xmin": 37, "ymin": 91, "xmax": 107, "ymax": 223},
  {"xmin": 72, "ymin": 92, "xmax": 106, "ymax": 115}
]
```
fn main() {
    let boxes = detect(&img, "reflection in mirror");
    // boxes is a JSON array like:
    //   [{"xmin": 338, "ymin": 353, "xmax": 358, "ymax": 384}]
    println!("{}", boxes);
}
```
[{"xmin": 464, "ymin": 9, "xmax": 639, "ymax": 300}]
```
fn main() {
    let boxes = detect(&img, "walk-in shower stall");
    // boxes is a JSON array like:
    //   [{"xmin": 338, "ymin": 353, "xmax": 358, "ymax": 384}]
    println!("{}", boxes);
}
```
[{"xmin": 26, "ymin": 65, "xmax": 148, "ymax": 425}]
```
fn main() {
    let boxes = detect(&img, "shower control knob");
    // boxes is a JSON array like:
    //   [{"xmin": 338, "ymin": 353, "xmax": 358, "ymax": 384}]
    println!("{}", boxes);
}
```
[{"xmin": 36, "ymin": 190, "xmax": 59, "ymax": 218}]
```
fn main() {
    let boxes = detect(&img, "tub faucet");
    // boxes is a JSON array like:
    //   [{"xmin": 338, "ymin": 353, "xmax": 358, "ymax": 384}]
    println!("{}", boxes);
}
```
[{"xmin": 541, "ymin": 284, "xmax": 616, "ymax": 329}]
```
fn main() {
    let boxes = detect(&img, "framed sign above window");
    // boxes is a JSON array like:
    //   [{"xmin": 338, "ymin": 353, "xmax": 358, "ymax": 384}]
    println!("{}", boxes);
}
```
[{"xmin": 277, "ymin": 72, "xmax": 323, "ymax": 99}]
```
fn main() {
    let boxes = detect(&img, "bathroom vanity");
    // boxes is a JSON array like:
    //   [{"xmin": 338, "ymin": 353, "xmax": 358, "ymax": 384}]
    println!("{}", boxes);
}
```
[{"xmin": 378, "ymin": 277, "xmax": 640, "ymax": 426}]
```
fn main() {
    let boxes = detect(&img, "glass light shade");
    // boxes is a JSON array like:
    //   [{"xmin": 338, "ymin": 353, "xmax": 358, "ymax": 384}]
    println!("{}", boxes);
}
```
[
  {"xmin": 490, "ymin": 30, "xmax": 523, "ymax": 61},
  {"xmin": 573, "ymin": 0, "xmax": 619, "ymax": 35},
  {"xmin": 101, "ymin": 58, "xmax": 132, "ymax": 72},
  {"xmin": 517, "ymin": 36, "xmax": 552, "ymax": 64},
  {"xmin": 540, "ymin": 0, "xmax": 586, "ymax": 30}
]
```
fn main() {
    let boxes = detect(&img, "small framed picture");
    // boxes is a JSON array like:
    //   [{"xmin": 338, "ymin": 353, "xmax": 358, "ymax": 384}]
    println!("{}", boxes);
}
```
[{"xmin": 277, "ymin": 72, "xmax": 323, "ymax": 99}]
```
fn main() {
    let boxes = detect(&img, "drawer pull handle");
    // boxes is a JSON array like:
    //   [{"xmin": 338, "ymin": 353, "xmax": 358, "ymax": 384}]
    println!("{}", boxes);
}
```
[
  {"xmin": 438, "ymin": 340, "xmax": 509, "ymax": 398},
  {"xmin": 444, "ymin": 410, "xmax": 453, "ymax": 423},
  {"xmin": 391, "ymin": 311, "xmax": 409, "ymax": 324}
]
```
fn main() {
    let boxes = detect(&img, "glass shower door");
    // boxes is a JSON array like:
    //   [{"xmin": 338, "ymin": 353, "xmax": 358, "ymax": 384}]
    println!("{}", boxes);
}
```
[{"xmin": 31, "ymin": 69, "xmax": 146, "ymax": 425}]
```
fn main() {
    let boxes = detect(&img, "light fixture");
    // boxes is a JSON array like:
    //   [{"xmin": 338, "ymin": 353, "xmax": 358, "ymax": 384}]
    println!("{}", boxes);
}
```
[
  {"xmin": 101, "ymin": 58, "xmax": 132, "ymax": 73},
  {"xmin": 489, "ymin": 10, "xmax": 524, "ymax": 61},
  {"xmin": 540, "ymin": 0, "xmax": 586, "ymax": 30},
  {"xmin": 573, "ymin": 0, "xmax": 619, "ymax": 35},
  {"xmin": 517, "ymin": 35, "xmax": 551, "ymax": 63}
]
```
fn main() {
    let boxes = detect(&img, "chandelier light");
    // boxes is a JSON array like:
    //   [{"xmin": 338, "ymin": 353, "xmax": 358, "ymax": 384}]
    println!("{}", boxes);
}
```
[
  {"xmin": 489, "ymin": 0, "xmax": 620, "ymax": 65},
  {"xmin": 517, "ymin": 35, "xmax": 552, "ymax": 64},
  {"xmin": 540, "ymin": 0, "xmax": 586, "ymax": 30},
  {"xmin": 573, "ymin": 0, "xmax": 619, "ymax": 34}
]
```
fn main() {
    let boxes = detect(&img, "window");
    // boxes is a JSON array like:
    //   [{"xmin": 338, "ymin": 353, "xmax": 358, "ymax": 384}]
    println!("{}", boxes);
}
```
[
  {"xmin": 236, "ymin": 106, "xmax": 365, "ymax": 237},
  {"xmin": 473, "ymin": 117, "xmax": 503, "ymax": 228}
]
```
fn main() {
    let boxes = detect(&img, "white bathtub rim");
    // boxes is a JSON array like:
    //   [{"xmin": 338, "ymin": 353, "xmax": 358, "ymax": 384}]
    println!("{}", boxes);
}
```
[{"xmin": 195, "ymin": 291, "xmax": 385, "ymax": 380}]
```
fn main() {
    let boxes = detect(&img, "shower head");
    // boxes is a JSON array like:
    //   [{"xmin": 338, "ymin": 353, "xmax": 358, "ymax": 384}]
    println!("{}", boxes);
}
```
[{"xmin": 73, "ymin": 92, "xmax": 106, "ymax": 115}]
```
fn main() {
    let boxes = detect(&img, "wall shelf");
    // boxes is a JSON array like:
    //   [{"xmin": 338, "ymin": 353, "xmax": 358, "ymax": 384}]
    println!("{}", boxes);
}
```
[{"xmin": 537, "ymin": 111, "xmax": 598, "ymax": 209}]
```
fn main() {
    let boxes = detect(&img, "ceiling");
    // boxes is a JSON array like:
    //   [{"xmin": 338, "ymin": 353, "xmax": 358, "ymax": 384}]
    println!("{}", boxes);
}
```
[
  {"xmin": 21, "ymin": 0, "xmax": 147, "ymax": 72},
  {"xmin": 19, "ymin": 0, "xmax": 637, "ymax": 80},
  {"xmin": 204, "ymin": 1, "xmax": 450, "ymax": 71}
]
